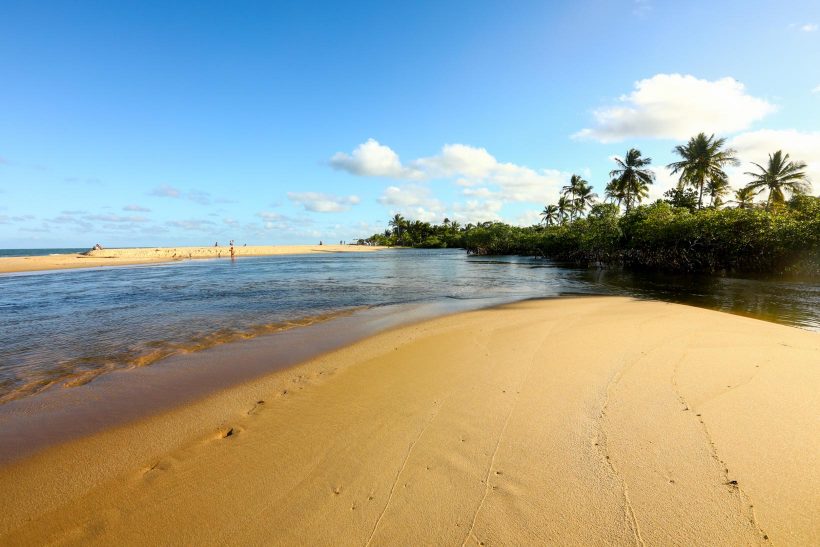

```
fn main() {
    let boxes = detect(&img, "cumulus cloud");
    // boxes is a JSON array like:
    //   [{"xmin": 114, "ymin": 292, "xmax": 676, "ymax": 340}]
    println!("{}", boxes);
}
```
[
  {"xmin": 730, "ymin": 130, "xmax": 819, "ymax": 191},
  {"xmin": 86, "ymin": 214, "xmax": 148, "ymax": 223},
  {"xmin": 150, "ymin": 184, "xmax": 181, "ymax": 198},
  {"xmin": 335, "ymin": 140, "xmax": 566, "ymax": 206},
  {"xmin": 123, "ymin": 204, "xmax": 151, "ymax": 212},
  {"xmin": 165, "ymin": 219, "xmax": 217, "ymax": 231},
  {"xmin": 798, "ymin": 23, "xmax": 817, "ymax": 32},
  {"xmin": 451, "ymin": 199, "xmax": 504, "ymax": 224},
  {"xmin": 287, "ymin": 192, "xmax": 360, "ymax": 213},
  {"xmin": 330, "ymin": 139, "xmax": 424, "ymax": 179},
  {"xmin": 574, "ymin": 74, "xmax": 776, "ymax": 142},
  {"xmin": 377, "ymin": 184, "xmax": 445, "ymax": 222}
]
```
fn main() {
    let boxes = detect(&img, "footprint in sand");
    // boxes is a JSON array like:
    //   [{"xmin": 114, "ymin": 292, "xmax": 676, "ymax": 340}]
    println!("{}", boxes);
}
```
[
  {"xmin": 247, "ymin": 400, "xmax": 265, "ymax": 415},
  {"xmin": 216, "ymin": 426, "xmax": 242, "ymax": 439}
]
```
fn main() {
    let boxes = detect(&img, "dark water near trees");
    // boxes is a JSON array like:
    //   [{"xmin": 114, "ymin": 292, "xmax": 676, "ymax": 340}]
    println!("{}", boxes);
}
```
[{"xmin": 1, "ymin": 249, "xmax": 817, "ymax": 403}]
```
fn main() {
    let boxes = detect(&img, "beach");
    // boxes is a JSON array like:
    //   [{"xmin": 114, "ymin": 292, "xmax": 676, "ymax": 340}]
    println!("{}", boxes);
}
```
[
  {"xmin": 0, "ymin": 296, "xmax": 817, "ymax": 545},
  {"xmin": 0, "ymin": 245, "xmax": 388, "ymax": 274}
]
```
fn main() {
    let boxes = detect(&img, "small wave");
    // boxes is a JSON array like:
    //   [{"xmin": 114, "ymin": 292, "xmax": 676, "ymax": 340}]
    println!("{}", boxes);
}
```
[{"xmin": 0, "ymin": 307, "xmax": 365, "ymax": 405}]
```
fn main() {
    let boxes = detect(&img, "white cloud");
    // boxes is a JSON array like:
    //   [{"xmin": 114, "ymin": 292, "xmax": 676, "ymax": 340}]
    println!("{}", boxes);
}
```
[
  {"xmin": 150, "ymin": 184, "xmax": 181, "ymax": 198},
  {"xmin": 730, "ymin": 130, "xmax": 819, "ymax": 191},
  {"xmin": 86, "ymin": 214, "xmax": 148, "ymax": 223},
  {"xmin": 330, "ymin": 139, "xmax": 424, "ymax": 179},
  {"xmin": 165, "ymin": 219, "xmax": 217, "ymax": 231},
  {"xmin": 123, "ymin": 204, "xmax": 151, "ymax": 212},
  {"xmin": 287, "ymin": 192, "xmax": 361, "ymax": 213},
  {"xmin": 336, "ymin": 140, "xmax": 567, "ymax": 207},
  {"xmin": 514, "ymin": 210, "xmax": 543, "ymax": 227},
  {"xmin": 812, "ymin": 85, "xmax": 820, "ymax": 94},
  {"xmin": 377, "ymin": 185, "xmax": 445, "ymax": 222},
  {"xmin": 574, "ymin": 74, "xmax": 777, "ymax": 142},
  {"xmin": 799, "ymin": 23, "xmax": 817, "ymax": 32},
  {"xmin": 451, "ymin": 199, "xmax": 504, "ymax": 224}
]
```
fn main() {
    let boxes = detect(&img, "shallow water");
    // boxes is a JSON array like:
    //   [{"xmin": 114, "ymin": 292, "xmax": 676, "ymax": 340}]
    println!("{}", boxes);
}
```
[{"xmin": 0, "ymin": 248, "xmax": 817, "ymax": 403}]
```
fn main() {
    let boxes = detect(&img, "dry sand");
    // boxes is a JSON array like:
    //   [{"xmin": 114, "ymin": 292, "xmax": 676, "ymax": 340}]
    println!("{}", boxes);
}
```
[
  {"xmin": 0, "ymin": 297, "xmax": 817, "ymax": 545},
  {"xmin": 0, "ymin": 245, "xmax": 389, "ymax": 274}
]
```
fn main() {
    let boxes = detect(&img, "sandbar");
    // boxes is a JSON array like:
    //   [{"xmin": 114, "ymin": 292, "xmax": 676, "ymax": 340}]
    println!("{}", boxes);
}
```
[
  {"xmin": 0, "ymin": 297, "xmax": 817, "ymax": 544},
  {"xmin": 0, "ymin": 244, "xmax": 390, "ymax": 274}
]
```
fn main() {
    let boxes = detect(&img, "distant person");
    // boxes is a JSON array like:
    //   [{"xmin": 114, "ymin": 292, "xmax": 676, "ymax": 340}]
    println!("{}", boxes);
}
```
[
  {"xmin": 319, "ymin": 240, "xmax": 323, "ymax": 245},
  {"xmin": 92, "ymin": 243, "xmax": 103, "ymax": 250},
  {"xmin": 214, "ymin": 241, "xmax": 219, "ymax": 247},
  {"xmin": 230, "ymin": 240, "xmax": 235, "ymax": 259}
]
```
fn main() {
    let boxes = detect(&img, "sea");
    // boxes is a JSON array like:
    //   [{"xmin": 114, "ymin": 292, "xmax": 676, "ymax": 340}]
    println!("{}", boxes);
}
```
[{"xmin": 1, "ymin": 248, "xmax": 818, "ymax": 404}]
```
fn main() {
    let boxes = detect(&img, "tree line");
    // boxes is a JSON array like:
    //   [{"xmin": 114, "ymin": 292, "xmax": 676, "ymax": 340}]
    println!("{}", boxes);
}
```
[{"xmin": 363, "ymin": 133, "xmax": 818, "ymax": 276}]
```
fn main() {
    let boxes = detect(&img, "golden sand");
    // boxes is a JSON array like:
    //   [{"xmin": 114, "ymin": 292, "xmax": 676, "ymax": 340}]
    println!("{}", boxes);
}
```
[
  {"xmin": 0, "ymin": 297, "xmax": 817, "ymax": 545},
  {"xmin": 0, "ymin": 244, "xmax": 389, "ymax": 274}
]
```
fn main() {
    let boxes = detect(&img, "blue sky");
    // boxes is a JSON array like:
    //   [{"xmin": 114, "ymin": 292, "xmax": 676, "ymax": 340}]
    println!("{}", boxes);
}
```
[{"xmin": 1, "ymin": 0, "xmax": 818, "ymax": 247}]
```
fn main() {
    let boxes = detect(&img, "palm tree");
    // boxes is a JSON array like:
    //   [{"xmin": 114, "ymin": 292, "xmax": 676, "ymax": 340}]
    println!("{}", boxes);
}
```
[
  {"xmin": 573, "ymin": 182, "xmax": 598, "ymax": 217},
  {"xmin": 668, "ymin": 133, "xmax": 739, "ymax": 209},
  {"xmin": 562, "ymin": 174, "xmax": 588, "ymax": 220},
  {"xmin": 556, "ymin": 195, "xmax": 571, "ymax": 224},
  {"xmin": 744, "ymin": 150, "xmax": 811, "ymax": 210},
  {"xmin": 604, "ymin": 178, "xmax": 625, "ymax": 207},
  {"xmin": 540, "ymin": 204, "xmax": 559, "ymax": 226},
  {"xmin": 706, "ymin": 175, "xmax": 731, "ymax": 208},
  {"xmin": 388, "ymin": 213, "xmax": 405, "ymax": 240},
  {"xmin": 609, "ymin": 148, "xmax": 655, "ymax": 212},
  {"xmin": 731, "ymin": 186, "xmax": 759, "ymax": 209}
]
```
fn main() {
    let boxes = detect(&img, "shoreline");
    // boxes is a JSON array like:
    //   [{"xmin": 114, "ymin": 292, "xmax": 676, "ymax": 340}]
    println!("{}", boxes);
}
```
[
  {"xmin": 0, "ymin": 296, "xmax": 518, "ymax": 464},
  {"xmin": 0, "ymin": 244, "xmax": 391, "ymax": 274},
  {"xmin": 1, "ymin": 296, "xmax": 818, "ymax": 544}
]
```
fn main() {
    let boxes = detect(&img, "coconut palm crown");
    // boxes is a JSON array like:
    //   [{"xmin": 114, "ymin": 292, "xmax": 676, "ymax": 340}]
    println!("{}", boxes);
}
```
[
  {"xmin": 667, "ymin": 133, "xmax": 739, "ymax": 209},
  {"xmin": 744, "ymin": 150, "xmax": 811, "ymax": 210},
  {"xmin": 609, "ymin": 148, "xmax": 654, "ymax": 212}
]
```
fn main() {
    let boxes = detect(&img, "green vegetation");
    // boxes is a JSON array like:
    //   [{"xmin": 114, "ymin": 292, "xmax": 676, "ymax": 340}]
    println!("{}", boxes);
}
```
[{"xmin": 363, "ymin": 134, "xmax": 818, "ymax": 277}]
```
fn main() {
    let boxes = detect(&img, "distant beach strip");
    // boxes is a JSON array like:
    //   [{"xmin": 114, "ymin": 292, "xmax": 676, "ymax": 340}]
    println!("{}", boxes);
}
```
[{"xmin": 0, "ymin": 244, "xmax": 390, "ymax": 274}]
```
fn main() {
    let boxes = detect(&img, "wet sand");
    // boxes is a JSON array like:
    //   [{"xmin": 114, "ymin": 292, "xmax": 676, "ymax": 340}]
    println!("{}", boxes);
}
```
[
  {"xmin": 0, "ymin": 297, "xmax": 818, "ymax": 545},
  {"xmin": 0, "ymin": 244, "xmax": 389, "ymax": 274}
]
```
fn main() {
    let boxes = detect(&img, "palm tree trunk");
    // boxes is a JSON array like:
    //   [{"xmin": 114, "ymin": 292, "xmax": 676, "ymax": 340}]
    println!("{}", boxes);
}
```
[{"xmin": 697, "ymin": 182, "xmax": 704, "ymax": 209}]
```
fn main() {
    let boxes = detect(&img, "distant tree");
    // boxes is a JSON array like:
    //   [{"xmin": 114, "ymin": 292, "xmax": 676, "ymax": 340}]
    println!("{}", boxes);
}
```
[
  {"xmin": 609, "ymin": 148, "xmax": 654, "ymax": 212},
  {"xmin": 744, "ymin": 150, "xmax": 811, "ymax": 210},
  {"xmin": 706, "ymin": 175, "xmax": 731, "ymax": 208},
  {"xmin": 388, "ymin": 213, "xmax": 406, "ymax": 244},
  {"xmin": 562, "ymin": 174, "xmax": 588, "ymax": 220},
  {"xmin": 668, "ymin": 133, "xmax": 739, "ymax": 209},
  {"xmin": 604, "ymin": 178, "xmax": 625, "ymax": 207},
  {"xmin": 573, "ymin": 182, "xmax": 598, "ymax": 217},
  {"xmin": 556, "ymin": 195, "xmax": 572, "ymax": 224},
  {"xmin": 540, "ymin": 204, "xmax": 559, "ymax": 226},
  {"xmin": 663, "ymin": 187, "xmax": 699, "ymax": 212},
  {"xmin": 731, "ymin": 186, "xmax": 759, "ymax": 209}
]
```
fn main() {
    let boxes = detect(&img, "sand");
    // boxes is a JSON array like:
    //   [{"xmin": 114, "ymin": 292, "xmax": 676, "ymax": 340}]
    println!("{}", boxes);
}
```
[
  {"xmin": 0, "ymin": 245, "xmax": 389, "ymax": 274},
  {"xmin": 0, "ymin": 297, "xmax": 817, "ymax": 545}
]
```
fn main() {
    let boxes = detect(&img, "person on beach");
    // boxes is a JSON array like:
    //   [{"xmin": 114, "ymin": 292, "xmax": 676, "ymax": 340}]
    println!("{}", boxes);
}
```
[{"xmin": 230, "ymin": 240, "xmax": 235, "ymax": 259}]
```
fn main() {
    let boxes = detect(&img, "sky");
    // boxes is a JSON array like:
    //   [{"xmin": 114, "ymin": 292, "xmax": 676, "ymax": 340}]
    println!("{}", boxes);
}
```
[{"xmin": 1, "ymin": 0, "xmax": 819, "ymax": 247}]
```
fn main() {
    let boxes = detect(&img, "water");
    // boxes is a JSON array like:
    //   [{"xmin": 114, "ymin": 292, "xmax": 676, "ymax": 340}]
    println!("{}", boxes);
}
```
[
  {"xmin": 0, "ymin": 248, "xmax": 88, "ymax": 258},
  {"xmin": 1, "ymin": 249, "xmax": 817, "ymax": 403}
]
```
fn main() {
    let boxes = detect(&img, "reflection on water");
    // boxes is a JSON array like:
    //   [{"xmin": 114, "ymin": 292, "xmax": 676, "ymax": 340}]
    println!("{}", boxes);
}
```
[{"xmin": 0, "ymin": 249, "xmax": 817, "ymax": 402}]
